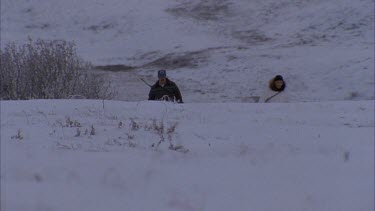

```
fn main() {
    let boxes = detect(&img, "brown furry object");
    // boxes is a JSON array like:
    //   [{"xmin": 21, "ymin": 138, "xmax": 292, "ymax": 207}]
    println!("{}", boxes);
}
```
[{"xmin": 269, "ymin": 75, "xmax": 286, "ymax": 92}]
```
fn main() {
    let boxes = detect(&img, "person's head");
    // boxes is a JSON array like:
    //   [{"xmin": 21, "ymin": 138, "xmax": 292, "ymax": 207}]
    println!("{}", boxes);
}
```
[
  {"xmin": 270, "ymin": 75, "xmax": 286, "ymax": 91},
  {"xmin": 158, "ymin": 70, "xmax": 167, "ymax": 85}
]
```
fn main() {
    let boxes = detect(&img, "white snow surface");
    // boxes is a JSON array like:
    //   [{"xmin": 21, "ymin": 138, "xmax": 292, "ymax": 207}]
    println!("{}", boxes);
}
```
[
  {"xmin": 1, "ymin": 0, "xmax": 374, "ymax": 210},
  {"xmin": 1, "ymin": 0, "xmax": 374, "ymax": 102},
  {"xmin": 1, "ymin": 100, "xmax": 374, "ymax": 211}
]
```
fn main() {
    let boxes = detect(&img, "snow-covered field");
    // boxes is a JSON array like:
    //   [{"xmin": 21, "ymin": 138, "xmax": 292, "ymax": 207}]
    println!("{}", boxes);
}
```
[
  {"xmin": 1, "ymin": 0, "xmax": 374, "ymax": 210},
  {"xmin": 1, "ymin": 0, "xmax": 374, "ymax": 102},
  {"xmin": 1, "ymin": 100, "xmax": 374, "ymax": 211}
]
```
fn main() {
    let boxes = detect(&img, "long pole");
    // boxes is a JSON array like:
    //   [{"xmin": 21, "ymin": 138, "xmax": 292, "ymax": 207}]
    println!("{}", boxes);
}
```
[
  {"xmin": 139, "ymin": 78, "xmax": 152, "ymax": 87},
  {"xmin": 265, "ymin": 92, "xmax": 281, "ymax": 103}
]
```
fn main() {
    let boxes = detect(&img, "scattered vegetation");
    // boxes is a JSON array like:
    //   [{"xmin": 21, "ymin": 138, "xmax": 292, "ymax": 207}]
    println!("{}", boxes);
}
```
[
  {"xmin": 65, "ymin": 117, "xmax": 82, "ymax": 128},
  {"xmin": 0, "ymin": 38, "xmax": 115, "ymax": 100},
  {"xmin": 90, "ymin": 125, "xmax": 96, "ymax": 136},
  {"xmin": 11, "ymin": 129, "xmax": 24, "ymax": 140}
]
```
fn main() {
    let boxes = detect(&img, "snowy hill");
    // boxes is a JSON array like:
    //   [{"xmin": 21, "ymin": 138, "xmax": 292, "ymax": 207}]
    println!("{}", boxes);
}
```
[
  {"xmin": 1, "ymin": 0, "xmax": 374, "ymax": 210},
  {"xmin": 1, "ymin": 100, "xmax": 374, "ymax": 211},
  {"xmin": 1, "ymin": 0, "xmax": 374, "ymax": 102}
]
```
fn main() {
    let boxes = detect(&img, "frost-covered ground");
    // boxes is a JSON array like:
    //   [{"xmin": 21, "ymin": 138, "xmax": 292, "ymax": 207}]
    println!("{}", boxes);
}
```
[
  {"xmin": 1, "ymin": 0, "xmax": 374, "ymax": 102},
  {"xmin": 1, "ymin": 0, "xmax": 374, "ymax": 210},
  {"xmin": 1, "ymin": 100, "xmax": 374, "ymax": 211}
]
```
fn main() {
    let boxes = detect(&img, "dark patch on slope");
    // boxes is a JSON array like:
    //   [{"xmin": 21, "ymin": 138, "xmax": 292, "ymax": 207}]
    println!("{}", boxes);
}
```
[
  {"xmin": 95, "ymin": 64, "xmax": 135, "ymax": 72},
  {"xmin": 166, "ymin": 0, "xmax": 234, "ymax": 21}
]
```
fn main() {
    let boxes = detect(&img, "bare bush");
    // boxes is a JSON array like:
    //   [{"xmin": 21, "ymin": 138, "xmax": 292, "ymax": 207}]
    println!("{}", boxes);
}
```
[
  {"xmin": 0, "ymin": 38, "xmax": 115, "ymax": 100},
  {"xmin": 11, "ymin": 129, "xmax": 24, "ymax": 140},
  {"xmin": 65, "ymin": 116, "xmax": 81, "ymax": 127},
  {"xmin": 90, "ymin": 125, "xmax": 96, "ymax": 136}
]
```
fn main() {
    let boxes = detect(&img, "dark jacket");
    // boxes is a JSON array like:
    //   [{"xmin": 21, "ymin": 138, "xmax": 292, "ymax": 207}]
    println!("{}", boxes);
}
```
[{"xmin": 148, "ymin": 78, "xmax": 183, "ymax": 103}]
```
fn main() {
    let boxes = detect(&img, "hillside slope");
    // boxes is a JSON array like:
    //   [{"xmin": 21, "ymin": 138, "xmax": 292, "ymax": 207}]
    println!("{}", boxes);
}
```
[{"xmin": 1, "ymin": 0, "xmax": 374, "ymax": 102}]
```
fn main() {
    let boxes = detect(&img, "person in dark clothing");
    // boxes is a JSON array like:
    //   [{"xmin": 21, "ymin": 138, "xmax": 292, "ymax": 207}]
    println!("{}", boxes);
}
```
[{"xmin": 148, "ymin": 70, "xmax": 183, "ymax": 103}]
